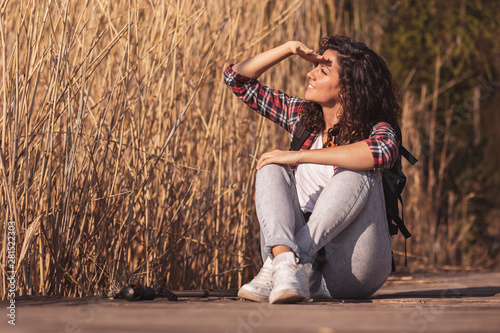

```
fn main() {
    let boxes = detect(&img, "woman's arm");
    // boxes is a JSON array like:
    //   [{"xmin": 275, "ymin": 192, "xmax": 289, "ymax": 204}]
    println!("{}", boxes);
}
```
[
  {"xmin": 232, "ymin": 41, "xmax": 328, "ymax": 79},
  {"xmin": 256, "ymin": 141, "xmax": 374, "ymax": 170},
  {"xmin": 225, "ymin": 41, "xmax": 329, "ymax": 132},
  {"xmin": 256, "ymin": 122, "xmax": 399, "ymax": 171}
]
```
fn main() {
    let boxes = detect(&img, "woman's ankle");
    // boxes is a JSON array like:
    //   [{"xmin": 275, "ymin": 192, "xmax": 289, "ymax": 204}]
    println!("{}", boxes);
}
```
[{"xmin": 272, "ymin": 245, "xmax": 293, "ymax": 258}]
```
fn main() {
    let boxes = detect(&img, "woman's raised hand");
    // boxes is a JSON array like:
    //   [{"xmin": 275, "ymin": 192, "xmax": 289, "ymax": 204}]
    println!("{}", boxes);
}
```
[
  {"xmin": 287, "ymin": 41, "xmax": 328, "ymax": 63},
  {"xmin": 232, "ymin": 40, "xmax": 329, "ymax": 79}
]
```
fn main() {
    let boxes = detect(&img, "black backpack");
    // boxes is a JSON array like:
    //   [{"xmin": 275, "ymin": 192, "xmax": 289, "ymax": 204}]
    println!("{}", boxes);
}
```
[{"xmin": 290, "ymin": 120, "xmax": 418, "ymax": 271}]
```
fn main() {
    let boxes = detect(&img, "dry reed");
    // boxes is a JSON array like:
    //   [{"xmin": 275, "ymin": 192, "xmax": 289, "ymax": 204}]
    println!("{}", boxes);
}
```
[{"xmin": 0, "ymin": 0, "xmax": 334, "ymax": 297}]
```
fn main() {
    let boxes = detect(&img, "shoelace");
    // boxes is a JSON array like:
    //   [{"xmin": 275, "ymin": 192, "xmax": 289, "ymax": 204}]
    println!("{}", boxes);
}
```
[
  {"xmin": 253, "ymin": 266, "xmax": 273, "ymax": 286},
  {"xmin": 273, "ymin": 262, "xmax": 300, "ymax": 281}
]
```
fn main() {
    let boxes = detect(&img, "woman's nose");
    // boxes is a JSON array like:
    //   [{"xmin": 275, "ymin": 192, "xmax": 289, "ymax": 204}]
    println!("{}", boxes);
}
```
[{"xmin": 307, "ymin": 69, "xmax": 316, "ymax": 80}]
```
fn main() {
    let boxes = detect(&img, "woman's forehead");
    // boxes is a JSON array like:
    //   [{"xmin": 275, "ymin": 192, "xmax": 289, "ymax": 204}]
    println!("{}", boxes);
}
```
[{"xmin": 322, "ymin": 49, "xmax": 340, "ymax": 70}]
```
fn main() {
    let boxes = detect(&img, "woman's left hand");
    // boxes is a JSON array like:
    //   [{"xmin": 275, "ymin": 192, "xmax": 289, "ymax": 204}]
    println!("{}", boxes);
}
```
[{"xmin": 257, "ymin": 150, "xmax": 301, "ymax": 170}]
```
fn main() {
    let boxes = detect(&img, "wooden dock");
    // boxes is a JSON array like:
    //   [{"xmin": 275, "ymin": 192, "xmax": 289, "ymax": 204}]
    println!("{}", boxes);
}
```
[{"xmin": 3, "ymin": 271, "xmax": 500, "ymax": 332}]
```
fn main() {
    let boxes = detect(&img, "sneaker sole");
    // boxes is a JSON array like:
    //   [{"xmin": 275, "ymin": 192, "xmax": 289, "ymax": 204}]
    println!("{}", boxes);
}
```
[
  {"xmin": 269, "ymin": 289, "xmax": 306, "ymax": 304},
  {"xmin": 238, "ymin": 289, "xmax": 269, "ymax": 303}
]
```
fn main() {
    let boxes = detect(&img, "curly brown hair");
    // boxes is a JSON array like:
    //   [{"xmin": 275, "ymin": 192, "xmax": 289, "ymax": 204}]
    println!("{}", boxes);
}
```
[{"xmin": 300, "ymin": 35, "xmax": 401, "ymax": 144}]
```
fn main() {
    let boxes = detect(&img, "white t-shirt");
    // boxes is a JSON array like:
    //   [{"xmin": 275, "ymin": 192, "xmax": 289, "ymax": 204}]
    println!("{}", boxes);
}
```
[{"xmin": 295, "ymin": 133, "xmax": 335, "ymax": 213}]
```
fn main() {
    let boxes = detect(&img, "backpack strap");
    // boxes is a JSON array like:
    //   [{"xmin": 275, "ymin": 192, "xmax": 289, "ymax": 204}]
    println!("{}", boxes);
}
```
[
  {"xmin": 389, "ymin": 128, "xmax": 418, "ymax": 270},
  {"xmin": 394, "ymin": 128, "xmax": 417, "ymax": 239},
  {"xmin": 385, "ymin": 127, "xmax": 415, "ymax": 239},
  {"xmin": 400, "ymin": 145, "xmax": 418, "ymax": 166},
  {"xmin": 394, "ymin": 195, "xmax": 412, "ymax": 239},
  {"xmin": 290, "ymin": 119, "xmax": 314, "ymax": 151}
]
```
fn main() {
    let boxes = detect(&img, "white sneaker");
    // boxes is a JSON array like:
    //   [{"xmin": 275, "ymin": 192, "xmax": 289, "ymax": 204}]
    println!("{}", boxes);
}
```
[
  {"xmin": 238, "ymin": 257, "xmax": 273, "ymax": 302},
  {"xmin": 269, "ymin": 252, "xmax": 310, "ymax": 304}
]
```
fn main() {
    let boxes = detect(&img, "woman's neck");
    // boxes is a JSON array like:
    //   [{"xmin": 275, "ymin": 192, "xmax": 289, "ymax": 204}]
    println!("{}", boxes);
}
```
[{"xmin": 322, "ymin": 104, "xmax": 342, "ymax": 130}]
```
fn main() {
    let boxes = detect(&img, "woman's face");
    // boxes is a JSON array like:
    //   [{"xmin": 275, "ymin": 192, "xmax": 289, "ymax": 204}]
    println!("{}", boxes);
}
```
[{"xmin": 304, "ymin": 49, "xmax": 341, "ymax": 108}]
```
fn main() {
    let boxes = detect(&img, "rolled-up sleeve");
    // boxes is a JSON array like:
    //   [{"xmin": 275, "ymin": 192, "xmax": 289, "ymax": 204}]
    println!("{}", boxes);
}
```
[
  {"xmin": 224, "ymin": 64, "xmax": 302, "ymax": 133},
  {"xmin": 363, "ymin": 122, "xmax": 399, "ymax": 171}
]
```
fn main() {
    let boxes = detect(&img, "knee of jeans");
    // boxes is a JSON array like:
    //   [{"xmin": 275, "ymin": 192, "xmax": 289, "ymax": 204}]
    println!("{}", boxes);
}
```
[
  {"xmin": 257, "ymin": 163, "xmax": 287, "ymax": 176},
  {"xmin": 257, "ymin": 164, "xmax": 293, "ymax": 185},
  {"xmin": 333, "ymin": 168, "xmax": 375, "ymax": 187},
  {"xmin": 335, "ymin": 167, "xmax": 370, "ymax": 177}
]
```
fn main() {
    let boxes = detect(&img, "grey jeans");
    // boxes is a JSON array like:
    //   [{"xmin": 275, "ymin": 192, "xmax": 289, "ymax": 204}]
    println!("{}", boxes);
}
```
[{"xmin": 255, "ymin": 164, "xmax": 392, "ymax": 299}]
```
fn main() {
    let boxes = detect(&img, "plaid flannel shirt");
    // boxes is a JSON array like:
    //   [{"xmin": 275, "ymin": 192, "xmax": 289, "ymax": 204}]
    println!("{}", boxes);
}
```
[{"xmin": 224, "ymin": 64, "xmax": 398, "ymax": 172}]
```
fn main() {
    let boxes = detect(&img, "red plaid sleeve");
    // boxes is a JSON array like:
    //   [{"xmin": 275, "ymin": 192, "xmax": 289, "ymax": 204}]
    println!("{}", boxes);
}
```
[
  {"xmin": 224, "ymin": 64, "xmax": 303, "ymax": 133},
  {"xmin": 363, "ymin": 122, "xmax": 399, "ymax": 171}
]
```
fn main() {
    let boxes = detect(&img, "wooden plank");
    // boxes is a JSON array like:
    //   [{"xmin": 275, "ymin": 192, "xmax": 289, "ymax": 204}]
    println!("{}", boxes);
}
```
[{"xmin": 2, "ymin": 271, "xmax": 499, "ymax": 333}]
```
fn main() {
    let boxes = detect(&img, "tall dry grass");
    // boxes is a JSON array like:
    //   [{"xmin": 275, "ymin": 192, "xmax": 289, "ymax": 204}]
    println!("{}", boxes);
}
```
[
  {"xmin": 397, "ymin": 64, "xmax": 493, "ymax": 270},
  {"xmin": 0, "ymin": 0, "xmax": 492, "ymax": 298},
  {"xmin": 0, "ymin": 0, "xmax": 336, "ymax": 297}
]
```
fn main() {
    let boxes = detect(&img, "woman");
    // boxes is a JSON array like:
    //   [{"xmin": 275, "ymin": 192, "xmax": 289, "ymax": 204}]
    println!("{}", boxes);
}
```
[{"xmin": 224, "ymin": 35, "xmax": 400, "ymax": 304}]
